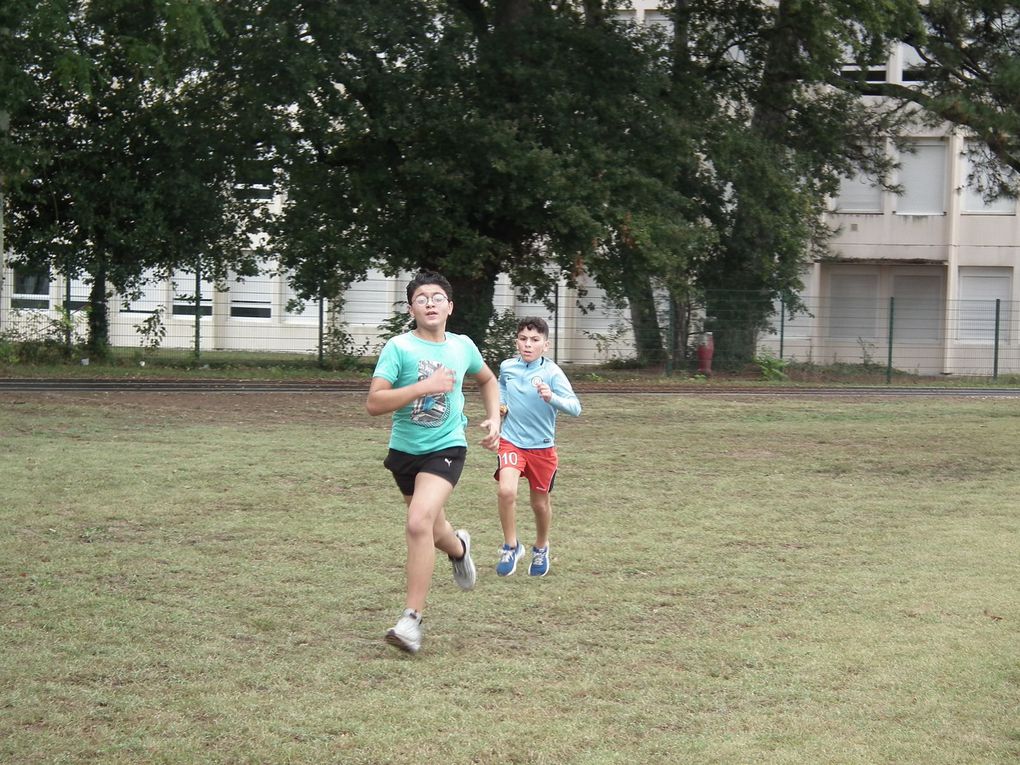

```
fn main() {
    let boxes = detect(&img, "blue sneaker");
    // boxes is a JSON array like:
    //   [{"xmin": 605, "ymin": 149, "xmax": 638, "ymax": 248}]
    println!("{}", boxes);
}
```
[
  {"xmin": 529, "ymin": 545, "xmax": 550, "ymax": 577},
  {"xmin": 496, "ymin": 541, "xmax": 525, "ymax": 576}
]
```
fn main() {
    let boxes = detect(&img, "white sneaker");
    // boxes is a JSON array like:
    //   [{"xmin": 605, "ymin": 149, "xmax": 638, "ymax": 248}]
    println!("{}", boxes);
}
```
[
  {"xmin": 385, "ymin": 609, "xmax": 423, "ymax": 653},
  {"xmin": 450, "ymin": 529, "xmax": 476, "ymax": 590}
]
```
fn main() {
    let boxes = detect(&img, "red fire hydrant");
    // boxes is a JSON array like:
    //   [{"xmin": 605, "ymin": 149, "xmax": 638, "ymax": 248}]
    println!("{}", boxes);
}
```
[{"xmin": 696, "ymin": 332, "xmax": 714, "ymax": 375}]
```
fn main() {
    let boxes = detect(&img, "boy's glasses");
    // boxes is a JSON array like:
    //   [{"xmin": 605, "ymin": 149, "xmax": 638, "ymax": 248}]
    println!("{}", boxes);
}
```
[{"xmin": 411, "ymin": 294, "xmax": 449, "ymax": 307}]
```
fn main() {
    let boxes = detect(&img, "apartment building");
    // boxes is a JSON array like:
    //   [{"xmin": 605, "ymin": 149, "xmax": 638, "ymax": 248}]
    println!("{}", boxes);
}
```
[{"xmin": 771, "ymin": 47, "xmax": 1018, "ymax": 375}]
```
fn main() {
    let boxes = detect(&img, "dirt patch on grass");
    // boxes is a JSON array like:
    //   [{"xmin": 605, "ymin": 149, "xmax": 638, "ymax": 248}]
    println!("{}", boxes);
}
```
[{"xmin": 0, "ymin": 391, "xmax": 371, "ymax": 426}]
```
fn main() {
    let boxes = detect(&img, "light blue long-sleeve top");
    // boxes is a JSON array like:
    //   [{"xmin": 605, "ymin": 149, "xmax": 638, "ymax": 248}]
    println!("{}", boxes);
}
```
[{"xmin": 498, "ymin": 355, "xmax": 581, "ymax": 449}]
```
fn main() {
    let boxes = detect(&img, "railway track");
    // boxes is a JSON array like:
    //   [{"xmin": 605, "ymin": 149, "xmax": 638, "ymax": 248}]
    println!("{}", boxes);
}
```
[{"xmin": 2, "ymin": 378, "xmax": 1019, "ymax": 397}]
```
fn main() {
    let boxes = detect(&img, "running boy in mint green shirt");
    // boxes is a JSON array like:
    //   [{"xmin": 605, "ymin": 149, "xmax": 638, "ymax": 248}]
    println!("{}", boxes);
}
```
[{"xmin": 367, "ymin": 271, "xmax": 501, "ymax": 654}]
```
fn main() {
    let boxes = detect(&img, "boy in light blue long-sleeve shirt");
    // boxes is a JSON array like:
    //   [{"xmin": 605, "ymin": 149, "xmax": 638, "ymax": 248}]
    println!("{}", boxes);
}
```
[{"xmin": 494, "ymin": 317, "xmax": 581, "ymax": 577}]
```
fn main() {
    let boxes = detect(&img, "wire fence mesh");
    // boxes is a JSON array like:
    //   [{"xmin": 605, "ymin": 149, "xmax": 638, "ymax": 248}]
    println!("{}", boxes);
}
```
[{"xmin": 1, "ymin": 268, "xmax": 1018, "ymax": 379}]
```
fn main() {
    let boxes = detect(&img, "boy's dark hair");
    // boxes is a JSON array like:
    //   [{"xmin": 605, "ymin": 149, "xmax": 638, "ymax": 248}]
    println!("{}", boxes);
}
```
[
  {"xmin": 406, "ymin": 271, "xmax": 453, "ymax": 303},
  {"xmin": 517, "ymin": 317, "xmax": 549, "ymax": 338}
]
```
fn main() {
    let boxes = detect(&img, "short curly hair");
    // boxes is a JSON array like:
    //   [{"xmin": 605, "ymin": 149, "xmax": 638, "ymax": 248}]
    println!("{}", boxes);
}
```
[
  {"xmin": 517, "ymin": 317, "xmax": 549, "ymax": 338},
  {"xmin": 405, "ymin": 271, "xmax": 453, "ymax": 303}
]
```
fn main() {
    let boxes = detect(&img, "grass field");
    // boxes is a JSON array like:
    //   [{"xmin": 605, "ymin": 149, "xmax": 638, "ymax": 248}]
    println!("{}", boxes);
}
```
[{"xmin": 2, "ymin": 390, "xmax": 1018, "ymax": 764}]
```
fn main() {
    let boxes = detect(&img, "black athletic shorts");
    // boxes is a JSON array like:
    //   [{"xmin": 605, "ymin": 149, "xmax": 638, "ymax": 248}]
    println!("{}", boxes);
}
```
[{"xmin": 384, "ymin": 446, "xmax": 467, "ymax": 496}]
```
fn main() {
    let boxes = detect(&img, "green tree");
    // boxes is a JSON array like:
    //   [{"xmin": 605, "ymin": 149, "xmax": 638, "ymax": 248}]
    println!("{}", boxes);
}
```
[
  {"xmin": 3, "ymin": 1, "xmax": 260, "ymax": 356},
  {"xmin": 566, "ymin": 7, "xmax": 714, "ymax": 366},
  {"xmin": 258, "ymin": 1, "xmax": 697, "ymax": 348},
  {"xmin": 0, "ymin": 1, "xmax": 37, "ymax": 188},
  {"xmin": 662, "ymin": 0, "xmax": 923, "ymax": 366},
  {"xmin": 875, "ymin": 1, "xmax": 1020, "ymax": 196},
  {"xmin": 5, "ymin": 0, "xmax": 953, "ymax": 369},
  {"xmin": 564, "ymin": 1, "xmax": 922, "ymax": 368}
]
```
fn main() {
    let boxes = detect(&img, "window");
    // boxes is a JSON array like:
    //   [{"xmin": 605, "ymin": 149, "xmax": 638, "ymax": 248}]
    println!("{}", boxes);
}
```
[
  {"xmin": 644, "ymin": 11, "xmax": 673, "ymax": 33},
  {"xmin": 65, "ymin": 277, "xmax": 91, "ymax": 312},
  {"xmin": 12, "ymin": 266, "xmax": 50, "ymax": 309},
  {"xmin": 840, "ymin": 44, "xmax": 888, "ymax": 94},
  {"xmin": 893, "ymin": 274, "xmax": 942, "ymax": 341},
  {"xmin": 343, "ymin": 270, "xmax": 395, "ymax": 326},
  {"xmin": 957, "ymin": 267, "xmax": 1012, "ymax": 342},
  {"xmin": 828, "ymin": 272, "xmax": 879, "ymax": 339},
  {"xmin": 122, "ymin": 271, "xmax": 167, "ymax": 314},
  {"xmin": 172, "ymin": 269, "xmax": 214, "ymax": 317},
  {"xmin": 961, "ymin": 145, "xmax": 1015, "ymax": 214},
  {"xmin": 899, "ymin": 44, "xmax": 928, "ymax": 83},
  {"xmin": 233, "ymin": 161, "xmax": 275, "ymax": 201},
  {"xmin": 836, "ymin": 171, "xmax": 882, "ymax": 213},
  {"xmin": 896, "ymin": 141, "xmax": 945, "ymax": 215},
  {"xmin": 229, "ymin": 272, "xmax": 273, "ymax": 319}
]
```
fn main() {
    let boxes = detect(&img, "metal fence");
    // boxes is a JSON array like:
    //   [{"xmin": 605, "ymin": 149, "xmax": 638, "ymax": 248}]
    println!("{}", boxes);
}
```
[
  {"xmin": 1, "ymin": 268, "xmax": 1018, "ymax": 378},
  {"xmin": 758, "ymin": 295, "xmax": 1020, "ymax": 380}
]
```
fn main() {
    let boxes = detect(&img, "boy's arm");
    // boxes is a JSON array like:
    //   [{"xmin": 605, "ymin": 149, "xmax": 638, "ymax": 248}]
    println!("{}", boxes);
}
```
[
  {"xmin": 497, "ymin": 361, "xmax": 508, "ymax": 415},
  {"xmin": 545, "ymin": 370, "xmax": 582, "ymax": 416},
  {"xmin": 365, "ymin": 367, "xmax": 455, "ymax": 416},
  {"xmin": 474, "ymin": 365, "xmax": 501, "ymax": 451}
]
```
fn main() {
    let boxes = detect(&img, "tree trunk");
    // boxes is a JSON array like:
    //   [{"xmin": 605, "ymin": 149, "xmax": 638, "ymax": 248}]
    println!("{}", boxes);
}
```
[
  {"xmin": 705, "ymin": 289, "xmax": 765, "ymax": 370},
  {"xmin": 445, "ymin": 272, "xmax": 496, "ymax": 343},
  {"xmin": 705, "ymin": 0, "xmax": 800, "ymax": 369},
  {"xmin": 417, "ymin": 253, "xmax": 500, "ymax": 353},
  {"xmin": 493, "ymin": 0, "xmax": 531, "ymax": 28},
  {"xmin": 669, "ymin": 295, "xmax": 689, "ymax": 369},
  {"xmin": 86, "ymin": 257, "xmax": 110, "ymax": 359},
  {"xmin": 621, "ymin": 270, "xmax": 665, "ymax": 366}
]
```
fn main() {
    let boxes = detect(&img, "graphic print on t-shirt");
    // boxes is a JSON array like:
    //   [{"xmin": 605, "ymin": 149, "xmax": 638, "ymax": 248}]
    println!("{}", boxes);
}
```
[{"xmin": 411, "ymin": 358, "xmax": 449, "ymax": 428}]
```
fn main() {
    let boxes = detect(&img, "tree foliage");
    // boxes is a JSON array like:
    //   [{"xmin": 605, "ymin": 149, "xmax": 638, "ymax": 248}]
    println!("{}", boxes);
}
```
[
  {"xmin": 671, "ymin": 0, "xmax": 924, "ymax": 365},
  {"xmin": 5, "ymin": 1, "xmax": 1019, "ymax": 364},
  {"xmin": 874, "ymin": 1, "xmax": 1020, "ymax": 197},
  {"xmin": 257, "ymin": 1, "xmax": 674, "ymax": 341},
  {"xmin": 2, "ymin": 0, "xmax": 261, "ymax": 354}
]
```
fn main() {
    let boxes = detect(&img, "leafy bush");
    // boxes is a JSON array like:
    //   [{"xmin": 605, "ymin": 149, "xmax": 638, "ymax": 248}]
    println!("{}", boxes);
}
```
[
  {"xmin": 134, "ymin": 306, "xmax": 167, "ymax": 354},
  {"xmin": 753, "ymin": 349, "xmax": 789, "ymax": 381},
  {"xmin": 0, "ymin": 338, "xmax": 17, "ymax": 364},
  {"xmin": 581, "ymin": 321, "xmax": 635, "ymax": 365},
  {"xmin": 321, "ymin": 317, "xmax": 369, "ymax": 370},
  {"xmin": 605, "ymin": 357, "xmax": 646, "ymax": 370},
  {"xmin": 0, "ymin": 307, "xmax": 87, "ymax": 364},
  {"xmin": 375, "ymin": 306, "xmax": 414, "ymax": 352},
  {"xmin": 482, "ymin": 309, "xmax": 521, "ymax": 368}
]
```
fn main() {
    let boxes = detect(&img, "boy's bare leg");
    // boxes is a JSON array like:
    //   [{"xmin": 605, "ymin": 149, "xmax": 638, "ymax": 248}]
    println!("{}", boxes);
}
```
[
  {"xmin": 530, "ymin": 487, "xmax": 551, "ymax": 549},
  {"xmin": 497, "ymin": 468, "xmax": 523, "ymax": 545},
  {"xmin": 432, "ymin": 505, "xmax": 463, "ymax": 558},
  {"xmin": 403, "ymin": 472, "xmax": 455, "ymax": 613}
]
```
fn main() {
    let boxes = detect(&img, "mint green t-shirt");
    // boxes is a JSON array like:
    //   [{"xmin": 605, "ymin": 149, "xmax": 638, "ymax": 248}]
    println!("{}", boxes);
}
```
[{"xmin": 372, "ymin": 331, "xmax": 486, "ymax": 455}]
